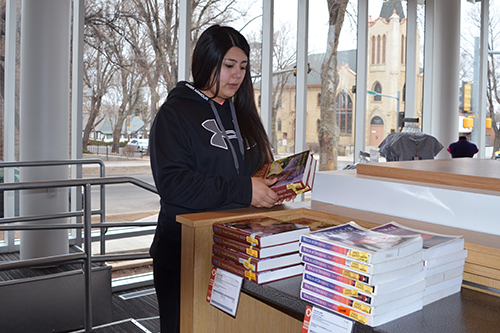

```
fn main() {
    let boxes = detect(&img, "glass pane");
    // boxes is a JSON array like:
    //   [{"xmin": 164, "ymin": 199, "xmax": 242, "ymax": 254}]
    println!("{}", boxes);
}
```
[
  {"xmin": 366, "ymin": 0, "xmax": 407, "ymax": 149},
  {"xmin": 460, "ymin": 0, "xmax": 499, "ymax": 158}
]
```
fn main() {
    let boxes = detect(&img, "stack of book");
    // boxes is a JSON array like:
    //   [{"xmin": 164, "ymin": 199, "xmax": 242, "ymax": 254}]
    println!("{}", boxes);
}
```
[
  {"xmin": 211, "ymin": 216, "xmax": 312, "ymax": 284},
  {"xmin": 371, "ymin": 222, "xmax": 466, "ymax": 305},
  {"xmin": 298, "ymin": 221, "xmax": 425, "ymax": 326},
  {"xmin": 252, "ymin": 150, "xmax": 317, "ymax": 199}
]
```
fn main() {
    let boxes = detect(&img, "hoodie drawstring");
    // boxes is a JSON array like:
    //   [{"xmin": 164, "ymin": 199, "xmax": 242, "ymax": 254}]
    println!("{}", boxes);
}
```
[{"xmin": 209, "ymin": 100, "xmax": 244, "ymax": 174}]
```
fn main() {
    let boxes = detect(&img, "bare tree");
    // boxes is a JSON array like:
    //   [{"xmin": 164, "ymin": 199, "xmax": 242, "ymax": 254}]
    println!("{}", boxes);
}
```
[
  {"xmin": 82, "ymin": 45, "xmax": 115, "ymax": 149},
  {"xmin": 318, "ymin": 0, "xmax": 349, "ymax": 171},
  {"xmin": 464, "ymin": 5, "xmax": 500, "ymax": 154},
  {"xmin": 270, "ymin": 25, "xmax": 295, "ymax": 151},
  {"xmin": 486, "ymin": 32, "xmax": 500, "ymax": 153},
  {"xmin": 82, "ymin": 1, "xmax": 121, "ymax": 149}
]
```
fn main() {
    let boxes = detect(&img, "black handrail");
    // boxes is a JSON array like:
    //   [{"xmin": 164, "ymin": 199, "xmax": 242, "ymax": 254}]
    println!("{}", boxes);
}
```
[{"xmin": 0, "ymin": 160, "xmax": 159, "ymax": 333}]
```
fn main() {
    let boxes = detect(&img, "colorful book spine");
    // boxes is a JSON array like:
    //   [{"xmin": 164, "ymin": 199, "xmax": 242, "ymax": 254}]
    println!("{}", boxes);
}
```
[
  {"xmin": 212, "ymin": 244, "xmax": 300, "ymax": 272},
  {"xmin": 300, "ymin": 290, "xmax": 370, "ymax": 325},
  {"xmin": 300, "ymin": 236, "xmax": 351, "ymax": 257},
  {"xmin": 300, "ymin": 245, "xmax": 372, "ymax": 275},
  {"xmin": 211, "ymin": 255, "xmax": 303, "ymax": 284},
  {"xmin": 304, "ymin": 263, "xmax": 375, "ymax": 295},
  {"xmin": 301, "ymin": 281, "xmax": 373, "ymax": 314},
  {"xmin": 302, "ymin": 254, "xmax": 371, "ymax": 284},
  {"xmin": 302, "ymin": 273, "xmax": 372, "ymax": 304},
  {"xmin": 212, "ymin": 255, "xmax": 259, "ymax": 282},
  {"xmin": 213, "ymin": 235, "xmax": 260, "ymax": 256}
]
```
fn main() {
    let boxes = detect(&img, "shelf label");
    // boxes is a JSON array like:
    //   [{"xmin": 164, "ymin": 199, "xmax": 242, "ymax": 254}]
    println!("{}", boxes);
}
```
[
  {"xmin": 206, "ymin": 267, "xmax": 243, "ymax": 317},
  {"xmin": 302, "ymin": 306, "xmax": 354, "ymax": 333}
]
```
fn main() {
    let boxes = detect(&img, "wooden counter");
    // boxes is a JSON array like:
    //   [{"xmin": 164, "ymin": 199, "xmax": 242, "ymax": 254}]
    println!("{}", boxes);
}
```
[
  {"xmin": 356, "ymin": 158, "xmax": 500, "ymax": 192},
  {"xmin": 178, "ymin": 201, "xmax": 500, "ymax": 332}
]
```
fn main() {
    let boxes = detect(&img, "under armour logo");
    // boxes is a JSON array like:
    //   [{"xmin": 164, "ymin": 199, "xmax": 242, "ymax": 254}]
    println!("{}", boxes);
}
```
[{"xmin": 202, "ymin": 119, "xmax": 237, "ymax": 150}]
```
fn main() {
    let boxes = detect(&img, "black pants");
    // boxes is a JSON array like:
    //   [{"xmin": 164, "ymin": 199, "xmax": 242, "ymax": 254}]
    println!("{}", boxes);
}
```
[{"xmin": 153, "ymin": 260, "xmax": 181, "ymax": 333}]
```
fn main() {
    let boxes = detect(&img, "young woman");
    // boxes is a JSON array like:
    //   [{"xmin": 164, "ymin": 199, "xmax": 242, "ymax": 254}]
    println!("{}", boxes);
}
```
[{"xmin": 149, "ymin": 25, "xmax": 286, "ymax": 332}]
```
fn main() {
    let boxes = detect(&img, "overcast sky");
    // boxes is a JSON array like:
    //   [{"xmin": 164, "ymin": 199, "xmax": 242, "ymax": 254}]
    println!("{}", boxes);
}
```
[{"xmin": 239, "ymin": 0, "xmax": 386, "ymax": 54}]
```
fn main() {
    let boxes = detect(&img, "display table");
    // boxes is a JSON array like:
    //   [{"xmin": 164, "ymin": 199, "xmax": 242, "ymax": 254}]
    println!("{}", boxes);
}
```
[
  {"xmin": 243, "ymin": 274, "xmax": 500, "ymax": 333},
  {"xmin": 313, "ymin": 158, "xmax": 500, "ymax": 295},
  {"xmin": 177, "ymin": 200, "xmax": 500, "ymax": 333}
]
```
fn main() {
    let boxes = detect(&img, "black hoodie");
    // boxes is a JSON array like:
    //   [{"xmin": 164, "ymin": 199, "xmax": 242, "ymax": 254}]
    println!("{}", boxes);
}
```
[{"xmin": 149, "ymin": 81, "xmax": 260, "ymax": 268}]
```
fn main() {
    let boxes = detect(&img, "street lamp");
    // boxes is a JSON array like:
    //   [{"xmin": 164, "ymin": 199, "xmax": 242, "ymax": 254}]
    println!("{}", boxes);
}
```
[{"xmin": 367, "ymin": 90, "xmax": 402, "ymax": 133}]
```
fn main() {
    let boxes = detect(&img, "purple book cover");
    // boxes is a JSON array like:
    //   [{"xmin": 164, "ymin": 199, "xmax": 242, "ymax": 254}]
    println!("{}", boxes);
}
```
[
  {"xmin": 300, "ymin": 222, "xmax": 408, "ymax": 256},
  {"xmin": 371, "ymin": 222, "xmax": 460, "ymax": 249}
]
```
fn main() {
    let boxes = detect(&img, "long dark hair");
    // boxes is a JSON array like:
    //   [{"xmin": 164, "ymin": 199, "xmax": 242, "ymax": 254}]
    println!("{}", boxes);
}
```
[{"xmin": 192, "ymin": 25, "xmax": 273, "ymax": 168}]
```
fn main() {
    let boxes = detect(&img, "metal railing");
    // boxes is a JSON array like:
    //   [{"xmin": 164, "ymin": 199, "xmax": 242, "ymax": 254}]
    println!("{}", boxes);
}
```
[{"xmin": 0, "ymin": 159, "xmax": 158, "ymax": 333}]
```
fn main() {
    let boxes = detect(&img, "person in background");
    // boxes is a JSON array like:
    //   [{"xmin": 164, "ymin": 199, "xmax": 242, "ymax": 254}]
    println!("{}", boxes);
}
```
[
  {"xmin": 447, "ymin": 135, "xmax": 479, "ymax": 158},
  {"xmin": 149, "ymin": 24, "xmax": 293, "ymax": 333}
]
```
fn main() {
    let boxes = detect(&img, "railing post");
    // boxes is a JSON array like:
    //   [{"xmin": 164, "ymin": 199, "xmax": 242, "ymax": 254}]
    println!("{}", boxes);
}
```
[
  {"xmin": 84, "ymin": 183, "xmax": 93, "ymax": 332},
  {"xmin": 100, "ymin": 164, "xmax": 106, "ymax": 256}
]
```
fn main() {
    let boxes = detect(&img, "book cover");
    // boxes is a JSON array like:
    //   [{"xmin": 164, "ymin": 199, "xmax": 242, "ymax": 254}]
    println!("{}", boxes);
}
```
[
  {"xmin": 371, "ymin": 221, "xmax": 465, "ymax": 261},
  {"xmin": 212, "ymin": 216, "xmax": 310, "ymax": 247},
  {"xmin": 212, "ymin": 235, "xmax": 299, "ymax": 259},
  {"xmin": 301, "ymin": 280, "xmax": 424, "ymax": 317},
  {"xmin": 301, "ymin": 253, "xmax": 424, "ymax": 285},
  {"xmin": 300, "ymin": 221, "xmax": 423, "ymax": 264},
  {"xmin": 304, "ymin": 263, "xmax": 426, "ymax": 296},
  {"xmin": 212, "ymin": 244, "xmax": 301, "ymax": 272},
  {"xmin": 302, "ymin": 271, "xmax": 426, "ymax": 307},
  {"xmin": 211, "ymin": 255, "xmax": 303, "ymax": 284},
  {"xmin": 253, "ymin": 150, "xmax": 315, "ymax": 198},
  {"xmin": 299, "ymin": 244, "xmax": 423, "ymax": 275},
  {"xmin": 286, "ymin": 217, "xmax": 335, "ymax": 232}
]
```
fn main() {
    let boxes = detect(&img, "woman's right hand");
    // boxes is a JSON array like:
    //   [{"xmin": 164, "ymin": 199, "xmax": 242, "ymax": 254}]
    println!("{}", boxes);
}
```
[{"xmin": 250, "ymin": 177, "xmax": 280, "ymax": 208}]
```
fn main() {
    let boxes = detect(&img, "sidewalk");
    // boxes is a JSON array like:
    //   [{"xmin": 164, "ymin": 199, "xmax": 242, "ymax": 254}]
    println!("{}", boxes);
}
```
[{"xmin": 82, "ymin": 153, "xmax": 152, "ymax": 175}]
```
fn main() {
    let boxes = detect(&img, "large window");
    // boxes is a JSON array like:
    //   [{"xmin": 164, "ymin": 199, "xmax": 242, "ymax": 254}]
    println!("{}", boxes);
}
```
[
  {"xmin": 374, "ymin": 82, "xmax": 382, "ymax": 101},
  {"xmin": 336, "ymin": 91, "xmax": 353, "ymax": 135}
]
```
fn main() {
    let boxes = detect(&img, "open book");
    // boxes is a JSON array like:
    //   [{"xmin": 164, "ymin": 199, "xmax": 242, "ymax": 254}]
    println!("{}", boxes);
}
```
[{"xmin": 253, "ymin": 150, "xmax": 316, "ymax": 199}]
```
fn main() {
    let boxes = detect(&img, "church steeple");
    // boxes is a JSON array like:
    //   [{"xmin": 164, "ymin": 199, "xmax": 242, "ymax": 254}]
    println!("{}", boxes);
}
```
[{"xmin": 379, "ymin": 0, "xmax": 405, "ymax": 22}]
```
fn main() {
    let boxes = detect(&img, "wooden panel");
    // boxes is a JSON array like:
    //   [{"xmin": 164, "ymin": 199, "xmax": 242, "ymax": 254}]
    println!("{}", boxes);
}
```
[
  {"xmin": 180, "ymin": 209, "xmax": 315, "ymax": 333},
  {"xmin": 464, "ymin": 263, "xmax": 500, "ymax": 281},
  {"xmin": 465, "ymin": 249, "xmax": 500, "ymax": 270},
  {"xmin": 356, "ymin": 159, "xmax": 500, "ymax": 192},
  {"xmin": 180, "ymin": 225, "xmax": 196, "ymax": 333},
  {"xmin": 463, "ymin": 272, "xmax": 500, "ymax": 293},
  {"xmin": 466, "ymin": 243, "xmax": 500, "ymax": 256}
]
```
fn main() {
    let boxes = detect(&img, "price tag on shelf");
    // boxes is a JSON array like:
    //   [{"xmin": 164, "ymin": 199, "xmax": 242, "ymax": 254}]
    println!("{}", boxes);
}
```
[
  {"xmin": 301, "ymin": 306, "xmax": 354, "ymax": 333},
  {"xmin": 206, "ymin": 267, "xmax": 243, "ymax": 317}
]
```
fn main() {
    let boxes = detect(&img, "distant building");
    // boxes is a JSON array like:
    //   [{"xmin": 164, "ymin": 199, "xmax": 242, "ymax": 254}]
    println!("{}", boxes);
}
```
[
  {"xmin": 255, "ymin": 1, "xmax": 423, "ymax": 155},
  {"xmin": 89, "ymin": 115, "xmax": 147, "ymax": 142}
]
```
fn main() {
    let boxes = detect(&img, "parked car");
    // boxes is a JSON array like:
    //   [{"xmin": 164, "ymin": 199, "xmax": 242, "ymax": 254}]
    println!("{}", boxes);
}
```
[{"xmin": 126, "ymin": 139, "xmax": 149, "ymax": 152}]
